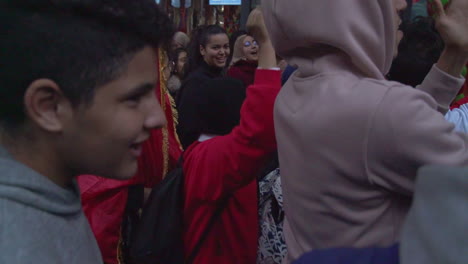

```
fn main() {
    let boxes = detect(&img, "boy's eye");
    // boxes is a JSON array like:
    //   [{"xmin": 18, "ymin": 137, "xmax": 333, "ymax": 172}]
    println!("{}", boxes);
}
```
[
  {"xmin": 121, "ymin": 83, "xmax": 155, "ymax": 107},
  {"xmin": 125, "ymin": 93, "xmax": 146, "ymax": 107},
  {"xmin": 127, "ymin": 95, "xmax": 142, "ymax": 102}
]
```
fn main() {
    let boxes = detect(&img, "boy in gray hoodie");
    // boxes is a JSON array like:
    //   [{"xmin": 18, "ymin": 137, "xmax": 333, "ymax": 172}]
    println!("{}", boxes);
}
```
[{"xmin": 0, "ymin": 1, "xmax": 172, "ymax": 263}]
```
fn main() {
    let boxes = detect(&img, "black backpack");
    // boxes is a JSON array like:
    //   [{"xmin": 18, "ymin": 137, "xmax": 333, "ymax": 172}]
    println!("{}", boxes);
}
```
[{"xmin": 126, "ymin": 157, "xmax": 228, "ymax": 264}]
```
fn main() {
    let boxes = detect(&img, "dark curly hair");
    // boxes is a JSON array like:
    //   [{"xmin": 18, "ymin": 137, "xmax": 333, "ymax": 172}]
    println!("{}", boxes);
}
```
[
  {"xmin": 0, "ymin": 0, "xmax": 174, "ymax": 131},
  {"xmin": 388, "ymin": 17, "xmax": 444, "ymax": 87}
]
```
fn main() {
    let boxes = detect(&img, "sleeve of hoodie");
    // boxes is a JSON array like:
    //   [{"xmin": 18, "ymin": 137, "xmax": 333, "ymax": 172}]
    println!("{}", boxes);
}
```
[
  {"xmin": 183, "ymin": 69, "xmax": 280, "ymax": 201},
  {"xmin": 366, "ymin": 65, "xmax": 468, "ymax": 195},
  {"xmin": 415, "ymin": 65, "xmax": 464, "ymax": 114}
]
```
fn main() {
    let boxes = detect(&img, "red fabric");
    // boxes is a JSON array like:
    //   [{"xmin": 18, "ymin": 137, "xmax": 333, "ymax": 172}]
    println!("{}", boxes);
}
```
[
  {"xmin": 78, "ymin": 52, "xmax": 182, "ymax": 263},
  {"xmin": 78, "ymin": 176, "xmax": 129, "ymax": 264},
  {"xmin": 182, "ymin": 69, "xmax": 280, "ymax": 264},
  {"xmin": 450, "ymin": 74, "xmax": 468, "ymax": 110},
  {"xmin": 227, "ymin": 60, "xmax": 258, "ymax": 88}
]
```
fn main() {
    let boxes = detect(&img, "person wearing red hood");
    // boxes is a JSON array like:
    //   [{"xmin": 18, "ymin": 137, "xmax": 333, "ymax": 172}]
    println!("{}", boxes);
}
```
[{"xmin": 262, "ymin": 0, "xmax": 468, "ymax": 262}]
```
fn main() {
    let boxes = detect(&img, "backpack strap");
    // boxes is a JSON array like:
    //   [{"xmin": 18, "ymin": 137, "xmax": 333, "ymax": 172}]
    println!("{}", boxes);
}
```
[{"xmin": 177, "ymin": 153, "xmax": 185, "ymax": 168}]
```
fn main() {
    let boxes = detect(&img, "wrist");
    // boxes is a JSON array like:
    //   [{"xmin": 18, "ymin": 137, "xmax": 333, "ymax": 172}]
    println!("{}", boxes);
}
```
[
  {"xmin": 258, "ymin": 40, "xmax": 274, "ymax": 49},
  {"xmin": 436, "ymin": 48, "xmax": 468, "ymax": 78},
  {"xmin": 443, "ymin": 44, "xmax": 468, "ymax": 58},
  {"xmin": 258, "ymin": 41, "xmax": 277, "ymax": 69}
]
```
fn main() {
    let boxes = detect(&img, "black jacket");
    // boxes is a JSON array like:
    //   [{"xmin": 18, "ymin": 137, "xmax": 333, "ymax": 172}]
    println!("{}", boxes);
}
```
[{"xmin": 176, "ymin": 62, "xmax": 245, "ymax": 149}]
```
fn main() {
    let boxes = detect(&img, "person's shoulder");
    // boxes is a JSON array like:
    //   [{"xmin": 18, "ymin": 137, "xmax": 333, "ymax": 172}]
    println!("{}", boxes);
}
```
[
  {"xmin": 232, "ymin": 60, "xmax": 257, "ymax": 71},
  {"xmin": 187, "ymin": 66, "xmax": 214, "ymax": 80},
  {"xmin": 0, "ymin": 196, "xmax": 42, "ymax": 245},
  {"xmin": 227, "ymin": 64, "xmax": 241, "ymax": 74},
  {"xmin": 358, "ymin": 78, "xmax": 436, "ymax": 106},
  {"xmin": 181, "ymin": 69, "xmax": 212, "ymax": 89}
]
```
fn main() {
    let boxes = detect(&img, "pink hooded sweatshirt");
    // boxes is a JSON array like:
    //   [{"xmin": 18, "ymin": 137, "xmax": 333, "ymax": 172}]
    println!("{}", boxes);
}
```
[{"xmin": 262, "ymin": 0, "xmax": 466, "ymax": 262}]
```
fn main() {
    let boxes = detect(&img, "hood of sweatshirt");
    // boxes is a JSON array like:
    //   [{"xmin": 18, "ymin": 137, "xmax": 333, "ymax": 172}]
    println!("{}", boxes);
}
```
[
  {"xmin": 0, "ymin": 145, "xmax": 81, "ymax": 216},
  {"xmin": 263, "ymin": 0, "xmax": 397, "ymax": 79}
]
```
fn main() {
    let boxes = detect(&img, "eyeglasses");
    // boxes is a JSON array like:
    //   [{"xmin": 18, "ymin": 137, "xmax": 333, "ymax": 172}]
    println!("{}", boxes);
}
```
[{"xmin": 244, "ymin": 40, "xmax": 258, "ymax": 47}]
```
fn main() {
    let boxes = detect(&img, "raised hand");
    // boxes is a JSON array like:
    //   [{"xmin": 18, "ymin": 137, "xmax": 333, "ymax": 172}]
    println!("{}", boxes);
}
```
[
  {"xmin": 246, "ymin": 8, "xmax": 270, "ymax": 45},
  {"xmin": 433, "ymin": 0, "xmax": 468, "ymax": 55},
  {"xmin": 432, "ymin": 0, "xmax": 468, "ymax": 77},
  {"xmin": 246, "ymin": 7, "xmax": 277, "ymax": 69}
]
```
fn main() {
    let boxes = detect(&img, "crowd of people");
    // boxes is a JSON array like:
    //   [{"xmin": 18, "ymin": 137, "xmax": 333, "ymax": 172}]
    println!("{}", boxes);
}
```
[{"xmin": 1, "ymin": 0, "xmax": 468, "ymax": 264}]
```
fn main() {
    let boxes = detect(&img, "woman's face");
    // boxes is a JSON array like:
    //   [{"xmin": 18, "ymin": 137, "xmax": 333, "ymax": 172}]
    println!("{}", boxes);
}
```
[
  {"xmin": 176, "ymin": 51, "xmax": 187, "ymax": 76},
  {"xmin": 242, "ymin": 35, "xmax": 259, "ymax": 61},
  {"xmin": 200, "ymin": 33, "xmax": 230, "ymax": 68}
]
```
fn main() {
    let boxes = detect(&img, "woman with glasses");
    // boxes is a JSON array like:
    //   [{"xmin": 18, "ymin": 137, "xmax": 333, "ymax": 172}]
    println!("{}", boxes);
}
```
[{"xmin": 228, "ymin": 34, "xmax": 260, "ymax": 87}]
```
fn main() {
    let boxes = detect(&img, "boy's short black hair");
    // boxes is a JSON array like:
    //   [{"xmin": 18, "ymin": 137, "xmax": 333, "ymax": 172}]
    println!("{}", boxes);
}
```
[{"xmin": 0, "ymin": 0, "xmax": 174, "ymax": 132}]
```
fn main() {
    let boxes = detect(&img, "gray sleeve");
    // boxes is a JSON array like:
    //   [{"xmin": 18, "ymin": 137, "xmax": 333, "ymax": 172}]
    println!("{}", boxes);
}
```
[{"xmin": 400, "ymin": 165, "xmax": 468, "ymax": 264}]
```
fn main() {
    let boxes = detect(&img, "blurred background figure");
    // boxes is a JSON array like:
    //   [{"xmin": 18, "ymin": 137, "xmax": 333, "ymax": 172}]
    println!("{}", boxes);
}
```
[
  {"xmin": 167, "ymin": 48, "xmax": 188, "ymax": 97},
  {"xmin": 227, "ymin": 34, "xmax": 259, "ymax": 87},
  {"xmin": 227, "ymin": 29, "xmax": 248, "ymax": 66},
  {"xmin": 171, "ymin": 31, "xmax": 190, "ymax": 52},
  {"xmin": 177, "ymin": 25, "xmax": 231, "ymax": 148}
]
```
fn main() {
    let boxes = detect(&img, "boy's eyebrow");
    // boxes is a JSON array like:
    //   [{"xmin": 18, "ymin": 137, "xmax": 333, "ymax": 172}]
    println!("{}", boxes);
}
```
[{"xmin": 121, "ymin": 82, "xmax": 155, "ymax": 98}]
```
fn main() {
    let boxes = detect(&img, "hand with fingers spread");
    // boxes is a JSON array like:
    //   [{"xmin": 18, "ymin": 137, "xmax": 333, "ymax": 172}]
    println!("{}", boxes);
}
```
[
  {"xmin": 432, "ymin": 0, "xmax": 468, "ymax": 77},
  {"xmin": 433, "ymin": 0, "xmax": 468, "ymax": 54}
]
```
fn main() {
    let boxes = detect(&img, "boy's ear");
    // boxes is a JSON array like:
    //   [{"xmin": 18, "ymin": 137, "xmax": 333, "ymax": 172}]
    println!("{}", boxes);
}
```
[{"xmin": 23, "ymin": 79, "xmax": 73, "ymax": 133}]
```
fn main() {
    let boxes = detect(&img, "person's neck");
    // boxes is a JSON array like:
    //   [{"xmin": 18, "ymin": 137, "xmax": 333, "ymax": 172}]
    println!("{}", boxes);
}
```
[
  {"xmin": 201, "ymin": 60, "xmax": 224, "ymax": 76},
  {"xmin": 1, "ymin": 135, "xmax": 73, "ymax": 188}
]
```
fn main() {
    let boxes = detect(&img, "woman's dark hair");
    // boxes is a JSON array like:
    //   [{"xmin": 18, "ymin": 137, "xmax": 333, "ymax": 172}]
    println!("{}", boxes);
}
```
[
  {"xmin": 388, "ymin": 17, "xmax": 444, "ymax": 87},
  {"xmin": 170, "ymin": 48, "xmax": 188, "ymax": 77},
  {"xmin": 183, "ymin": 25, "xmax": 228, "ymax": 78}
]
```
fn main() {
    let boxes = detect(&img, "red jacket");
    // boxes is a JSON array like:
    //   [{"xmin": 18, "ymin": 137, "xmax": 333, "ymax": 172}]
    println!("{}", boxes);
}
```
[
  {"xmin": 227, "ymin": 60, "xmax": 258, "ymax": 88},
  {"xmin": 182, "ymin": 69, "xmax": 280, "ymax": 264}
]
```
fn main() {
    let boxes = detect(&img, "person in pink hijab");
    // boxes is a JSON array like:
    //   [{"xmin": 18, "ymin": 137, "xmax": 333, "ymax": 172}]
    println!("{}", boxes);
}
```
[{"xmin": 262, "ymin": 0, "xmax": 468, "ymax": 262}]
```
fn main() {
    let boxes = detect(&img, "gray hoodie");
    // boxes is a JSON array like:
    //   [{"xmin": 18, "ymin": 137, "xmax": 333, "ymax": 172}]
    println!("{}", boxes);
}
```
[
  {"xmin": 401, "ymin": 165, "xmax": 468, "ymax": 264},
  {"xmin": 0, "ymin": 146, "xmax": 102, "ymax": 263}
]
